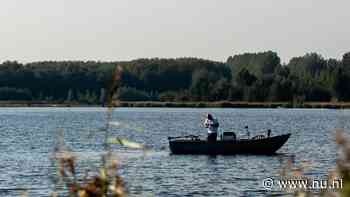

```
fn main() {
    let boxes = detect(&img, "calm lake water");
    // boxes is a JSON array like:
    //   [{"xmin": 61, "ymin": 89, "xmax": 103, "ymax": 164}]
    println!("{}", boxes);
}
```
[{"xmin": 0, "ymin": 107, "xmax": 349, "ymax": 196}]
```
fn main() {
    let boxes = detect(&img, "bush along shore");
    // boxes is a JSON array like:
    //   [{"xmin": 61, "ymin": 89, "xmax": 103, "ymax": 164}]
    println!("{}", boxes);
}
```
[
  {"xmin": 2, "ymin": 100, "xmax": 350, "ymax": 109},
  {"xmin": 114, "ymin": 101, "xmax": 350, "ymax": 109}
]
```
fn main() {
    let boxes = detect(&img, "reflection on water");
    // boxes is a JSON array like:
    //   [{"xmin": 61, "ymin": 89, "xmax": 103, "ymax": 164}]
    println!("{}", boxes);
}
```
[{"xmin": 0, "ymin": 107, "xmax": 347, "ymax": 196}]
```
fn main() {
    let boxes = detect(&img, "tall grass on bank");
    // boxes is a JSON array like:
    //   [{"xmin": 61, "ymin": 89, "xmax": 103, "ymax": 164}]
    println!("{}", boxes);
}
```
[{"xmin": 278, "ymin": 129, "xmax": 350, "ymax": 197}]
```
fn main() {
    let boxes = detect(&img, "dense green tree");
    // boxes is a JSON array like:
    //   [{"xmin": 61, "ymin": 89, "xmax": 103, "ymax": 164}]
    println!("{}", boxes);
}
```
[
  {"xmin": 236, "ymin": 68, "xmax": 257, "ymax": 86},
  {"xmin": 343, "ymin": 52, "xmax": 350, "ymax": 69},
  {"xmin": 334, "ymin": 68, "xmax": 350, "ymax": 101},
  {"xmin": 227, "ymin": 51, "xmax": 280, "ymax": 77},
  {"xmin": 288, "ymin": 53, "xmax": 327, "ymax": 77}
]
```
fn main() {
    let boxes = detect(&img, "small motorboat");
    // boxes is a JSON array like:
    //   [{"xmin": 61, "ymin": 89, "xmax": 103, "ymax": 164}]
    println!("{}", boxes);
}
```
[{"xmin": 168, "ymin": 132, "xmax": 291, "ymax": 155}]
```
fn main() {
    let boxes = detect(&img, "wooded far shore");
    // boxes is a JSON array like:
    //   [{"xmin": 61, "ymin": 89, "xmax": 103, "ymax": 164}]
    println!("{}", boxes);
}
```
[{"xmin": 2, "ymin": 51, "xmax": 350, "ymax": 104}]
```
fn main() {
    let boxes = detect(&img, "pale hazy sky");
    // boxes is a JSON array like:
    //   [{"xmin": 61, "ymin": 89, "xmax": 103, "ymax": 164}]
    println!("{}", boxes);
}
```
[{"xmin": 0, "ymin": 0, "xmax": 349, "ymax": 63}]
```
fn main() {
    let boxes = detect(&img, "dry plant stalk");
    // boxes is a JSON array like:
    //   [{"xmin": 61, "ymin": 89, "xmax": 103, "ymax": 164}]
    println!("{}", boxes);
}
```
[
  {"xmin": 283, "ymin": 129, "xmax": 350, "ymax": 197},
  {"xmin": 55, "ymin": 151, "xmax": 126, "ymax": 197},
  {"xmin": 53, "ymin": 65, "xmax": 127, "ymax": 197}
]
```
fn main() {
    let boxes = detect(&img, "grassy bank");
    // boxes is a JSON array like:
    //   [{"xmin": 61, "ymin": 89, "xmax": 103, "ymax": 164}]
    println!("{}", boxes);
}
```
[
  {"xmin": 115, "ymin": 101, "xmax": 350, "ymax": 109},
  {"xmin": 0, "ymin": 101, "xmax": 92, "ymax": 107},
  {"xmin": 1, "ymin": 100, "xmax": 350, "ymax": 108}
]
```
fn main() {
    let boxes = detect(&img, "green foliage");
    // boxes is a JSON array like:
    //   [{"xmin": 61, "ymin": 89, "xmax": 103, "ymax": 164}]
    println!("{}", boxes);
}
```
[
  {"xmin": 237, "ymin": 68, "xmax": 257, "ymax": 86},
  {"xmin": 77, "ymin": 89, "xmax": 98, "ymax": 104},
  {"xmin": 0, "ymin": 52, "xmax": 350, "ymax": 103},
  {"xmin": 288, "ymin": 53, "xmax": 327, "ymax": 77},
  {"xmin": 343, "ymin": 52, "xmax": 350, "ymax": 69},
  {"xmin": 227, "ymin": 51, "xmax": 280, "ymax": 77},
  {"xmin": 334, "ymin": 68, "xmax": 350, "ymax": 101},
  {"xmin": 190, "ymin": 68, "xmax": 214, "ymax": 101},
  {"xmin": 116, "ymin": 87, "xmax": 150, "ymax": 101},
  {"xmin": 0, "ymin": 87, "xmax": 32, "ymax": 100}
]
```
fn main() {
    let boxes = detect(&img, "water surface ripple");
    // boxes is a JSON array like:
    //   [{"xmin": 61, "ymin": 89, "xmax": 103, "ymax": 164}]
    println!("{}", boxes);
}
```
[{"xmin": 0, "ymin": 107, "xmax": 347, "ymax": 196}]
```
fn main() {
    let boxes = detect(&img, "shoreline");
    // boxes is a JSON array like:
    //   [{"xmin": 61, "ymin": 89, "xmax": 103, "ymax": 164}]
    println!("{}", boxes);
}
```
[
  {"xmin": 115, "ymin": 101, "xmax": 350, "ymax": 109},
  {"xmin": 0, "ymin": 101, "xmax": 350, "ymax": 109}
]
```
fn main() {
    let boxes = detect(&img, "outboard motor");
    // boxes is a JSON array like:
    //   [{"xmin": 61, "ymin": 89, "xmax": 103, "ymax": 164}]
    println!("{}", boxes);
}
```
[
  {"xmin": 221, "ymin": 132, "xmax": 236, "ymax": 141},
  {"xmin": 245, "ymin": 126, "xmax": 250, "ymax": 139}
]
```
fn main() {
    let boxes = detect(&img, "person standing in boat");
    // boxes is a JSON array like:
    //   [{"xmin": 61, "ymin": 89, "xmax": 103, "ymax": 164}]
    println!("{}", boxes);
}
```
[{"xmin": 204, "ymin": 113, "xmax": 219, "ymax": 142}]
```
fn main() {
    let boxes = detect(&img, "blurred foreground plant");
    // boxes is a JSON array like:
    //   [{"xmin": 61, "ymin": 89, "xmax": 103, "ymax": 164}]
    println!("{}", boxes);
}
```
[
  {"xmin": 334, "ymin": 129, "xmax": 350, "ymax": 197},
  {"xmin": 283, "ymin": 129, "xmax": 350, "ymax": 197},
  {"xmin": 51, "ymin": 65, "xmax": 146, "ymax": 197},
  {"xmin": 54, "ymin": 151, "xmax": 126, "ymax": 197}
]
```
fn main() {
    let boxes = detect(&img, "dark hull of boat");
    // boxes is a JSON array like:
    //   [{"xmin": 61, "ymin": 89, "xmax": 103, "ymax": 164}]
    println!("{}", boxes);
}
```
[{"xmin": 169, "ymin": 134, "xmax": 291, "ymax": 155}]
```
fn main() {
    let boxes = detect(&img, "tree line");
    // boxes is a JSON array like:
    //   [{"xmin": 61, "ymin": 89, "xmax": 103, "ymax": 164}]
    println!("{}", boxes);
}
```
[{"xmin": 0, "ymin": 51, "xmax": 349, "ymax": 103}]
